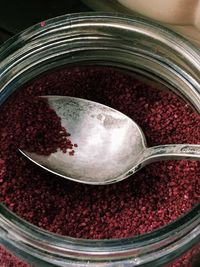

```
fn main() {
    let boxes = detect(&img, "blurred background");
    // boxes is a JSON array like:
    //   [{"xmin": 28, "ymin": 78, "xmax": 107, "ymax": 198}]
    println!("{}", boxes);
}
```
[{"xmin": 0, "ymin": 0, "xmax": 91, "ymax": 44}]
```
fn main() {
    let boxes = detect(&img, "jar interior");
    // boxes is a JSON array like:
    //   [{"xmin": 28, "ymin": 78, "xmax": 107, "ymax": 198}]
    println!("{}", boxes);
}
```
[{"xmin": 1, "ymin": 56, "xmax": 200, "ymax": 240}]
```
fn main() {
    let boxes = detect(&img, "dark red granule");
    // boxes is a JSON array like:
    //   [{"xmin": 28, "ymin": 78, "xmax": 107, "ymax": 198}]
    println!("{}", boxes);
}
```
[
  {"xmin": 0, "ymin": 159, "xmax": 6, "ymax": 182},
  {"xmin": 0, "ymin": 66, "xmax": 199, "ymax": 244}
]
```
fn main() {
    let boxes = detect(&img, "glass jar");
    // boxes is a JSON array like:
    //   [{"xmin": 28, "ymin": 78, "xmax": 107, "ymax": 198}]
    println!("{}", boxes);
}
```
[{"xmin": 0, "ymin": 13, "xmax": 200, "ymax": 267}]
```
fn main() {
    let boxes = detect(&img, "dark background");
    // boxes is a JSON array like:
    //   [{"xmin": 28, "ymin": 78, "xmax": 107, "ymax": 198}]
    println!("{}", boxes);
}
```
[{"xmin": 0, "ymin": 0, "xmax": 91, "ymax": 43}]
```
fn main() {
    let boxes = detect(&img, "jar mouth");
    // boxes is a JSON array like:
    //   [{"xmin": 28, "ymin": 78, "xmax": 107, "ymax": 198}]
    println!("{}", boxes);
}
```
[{"xmin": 0, "ymin": 12, "xmax": 200, "ymax": 263}]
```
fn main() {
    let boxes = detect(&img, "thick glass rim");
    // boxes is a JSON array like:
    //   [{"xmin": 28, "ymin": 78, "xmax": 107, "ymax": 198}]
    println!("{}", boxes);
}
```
[{"xmin": 0, "ymin": 12, "xmax": 200, "ymax": 264}]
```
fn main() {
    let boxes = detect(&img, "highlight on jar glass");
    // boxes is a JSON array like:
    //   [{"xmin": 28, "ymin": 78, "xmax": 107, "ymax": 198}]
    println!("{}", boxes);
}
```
[
  {"xmin": 0, "ymin": 12, "xmax": 200, "ymax": 267},
  {"xmin": 82, "ymin": 0, "xmax": 200, "ymax": 47}
]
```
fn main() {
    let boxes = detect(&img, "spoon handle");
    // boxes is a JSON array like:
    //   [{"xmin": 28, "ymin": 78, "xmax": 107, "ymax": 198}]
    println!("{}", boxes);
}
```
[{"xmin": 141, "ymin": 144, "xmax": 200, "ymax": 166}]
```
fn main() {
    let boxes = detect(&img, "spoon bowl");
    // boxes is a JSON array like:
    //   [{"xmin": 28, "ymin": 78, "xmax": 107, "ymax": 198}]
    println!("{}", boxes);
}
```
[{"xmin": 20, "ymin": 96, "xmax": 200, "ymax": 185}]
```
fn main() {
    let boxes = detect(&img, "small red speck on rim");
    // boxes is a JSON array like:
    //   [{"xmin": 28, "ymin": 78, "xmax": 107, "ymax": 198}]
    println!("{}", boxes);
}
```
[{"xmin": 40, "ymin": 21, "xmax": 46, "ymax": 27}]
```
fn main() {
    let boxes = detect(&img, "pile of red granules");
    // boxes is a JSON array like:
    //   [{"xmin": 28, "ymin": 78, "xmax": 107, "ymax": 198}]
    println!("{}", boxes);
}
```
[
  {"xmin": 1, "ymin": 95, "xmax": 74, "ymax": 156},
  {"xmin": 0, "ymin": 66, "xmax": 199, "ymax": 266}
]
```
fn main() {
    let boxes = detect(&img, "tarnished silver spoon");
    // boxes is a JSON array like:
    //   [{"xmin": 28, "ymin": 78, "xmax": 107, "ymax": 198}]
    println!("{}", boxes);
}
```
[{"xmin": 20, "ymin": 96, "xmax": 200, "ymax": 185}]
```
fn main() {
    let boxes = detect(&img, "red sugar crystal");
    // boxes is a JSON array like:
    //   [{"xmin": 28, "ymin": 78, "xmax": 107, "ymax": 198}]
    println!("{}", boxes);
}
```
[{"xmin": 0, "ymin": 159, "xmax": 6, "ymax": 184}]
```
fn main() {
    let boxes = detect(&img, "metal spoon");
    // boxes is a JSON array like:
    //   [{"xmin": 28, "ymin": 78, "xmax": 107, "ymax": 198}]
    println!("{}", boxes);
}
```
[{"xmin": 20, "ymin": 96, "xmax": 200, "ymax": 185}]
